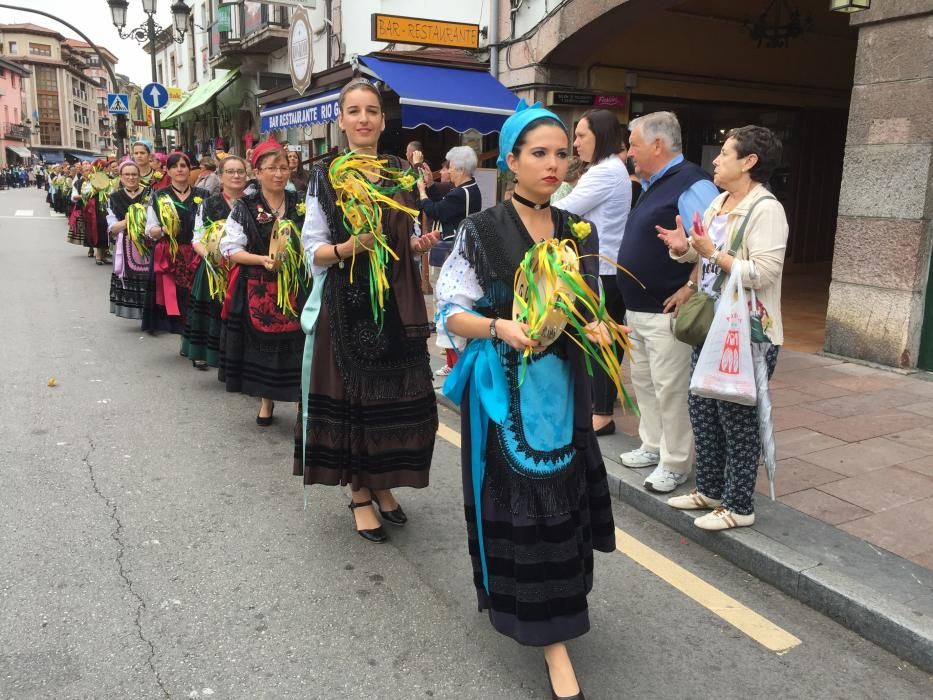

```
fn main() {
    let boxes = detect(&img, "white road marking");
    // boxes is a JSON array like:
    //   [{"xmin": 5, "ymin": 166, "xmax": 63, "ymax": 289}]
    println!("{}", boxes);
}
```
[{"xmin": 14, "ymin": 210, "xmax": 34, "ymax": 217}]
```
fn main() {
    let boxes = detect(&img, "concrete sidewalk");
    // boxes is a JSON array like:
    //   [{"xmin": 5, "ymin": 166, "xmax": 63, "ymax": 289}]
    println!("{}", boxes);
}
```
[{"xmin": 429, "ymin": 345, "xmax": 933, "ymax": 673}]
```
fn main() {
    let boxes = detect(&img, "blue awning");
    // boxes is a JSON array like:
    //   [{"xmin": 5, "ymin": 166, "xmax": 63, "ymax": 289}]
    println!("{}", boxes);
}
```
[
  {"xmin": 33, "ymin": 149, "xmax": 64, "ymax": 163},
  {"xmin": 359, "ymin": 55, "xmax": 516, "ymax": 134},
  {"xmin": 66, "ymin": 151, "xmax": 102, "ymax": 161},
  {"xmin": 260, "ymin": 89, "xmax": 341, "ymax": 133}
]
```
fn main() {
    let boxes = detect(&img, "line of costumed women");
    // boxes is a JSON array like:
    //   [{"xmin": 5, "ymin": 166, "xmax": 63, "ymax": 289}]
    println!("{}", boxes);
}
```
[
  {"xmin": 67, "ymin": 162, "xmax": 89, "ymax": 248},
  {"xmin": 181, "ymin": 155, "xmax": 248, "ymax": 370},
  {"xmin": 107, "ymin": 160, "xmax": 152, "ymax": 319},
  {"xmin": 437, "ymin": 102, "xmax": 631, "ymax": 700},
  {"xmin": 293, "ymin": 78, "xmax": 440, "ymax": 544},
  {"xmin": 79, "ymin": 160, "xmax": 116, "ymax": 265},
  {"xmin": 144, "ymin": 153, "xmax": 208, "ymax": 334},
  {"xmin": 218, "ymin": 142, "xmax": 309, "ymax": 420}
]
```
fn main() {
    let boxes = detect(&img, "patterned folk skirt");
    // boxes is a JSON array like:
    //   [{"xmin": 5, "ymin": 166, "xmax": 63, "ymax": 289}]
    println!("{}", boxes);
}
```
[
  {"xmin": 180, "ymin": 258, "xmax": 223, "ymax": 367},
  {"xmin": 67, "ymin": 205, "xmax": 85, "ymax": 246},
  {"xmin": 141, "ymin": 241, "xmax": 198, "ymax": 335},
  {"xmin": 460, "ymin": 382, "xmax": 616, "ymax": 647},
  {"xmin": 292, "ymin": 301, "xmax": 438, "ymax": 493},
  {"xmin": 218, "ymin": 266, "xmax": 306, "ymax": 402},
  {"xmin": 109, "ymin": 231, "xmax": 153, "ymax": 320}
]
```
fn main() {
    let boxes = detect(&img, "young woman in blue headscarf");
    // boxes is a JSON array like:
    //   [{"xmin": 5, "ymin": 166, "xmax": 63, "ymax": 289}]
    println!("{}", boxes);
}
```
[{"xmin": 435, "ymin": 103, "xmax": 618, "ymax": 700}]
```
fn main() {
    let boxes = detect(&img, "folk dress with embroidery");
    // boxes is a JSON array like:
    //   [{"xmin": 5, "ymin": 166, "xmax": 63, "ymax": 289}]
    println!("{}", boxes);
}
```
[
  {"xmin": 436, "ymin": 201, "xmax": 616, "ymax": 647},
  {"xmin": 108, "ymin": 185, "xmax": 152, "ymax": 319}
]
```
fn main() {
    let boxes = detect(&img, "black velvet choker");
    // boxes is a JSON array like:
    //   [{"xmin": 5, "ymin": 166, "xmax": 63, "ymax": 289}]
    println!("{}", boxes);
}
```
[{"xmin": 511, "ymin": 191, "xmax": 550, "ymax": 210}]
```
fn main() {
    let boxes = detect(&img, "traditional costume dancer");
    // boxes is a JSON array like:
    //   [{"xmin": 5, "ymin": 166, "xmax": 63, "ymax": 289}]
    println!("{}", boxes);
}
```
[
  {"xmin": 181, "ymin": 155, "xmax": 248, "ymax": 370},
  {"xmin": 294, "ymin": 79, "xmax": 440, "ymax": 543},
  {"xmin": 67, "ymin": 162, "xmax": 90, "ymax": 250},
  {"xmin": 131, "ymin": 138, "xmax": 167, "ymax": 190},
  {"xmin": 144, "ymin": 153, "xmax": 207, "ymax": 334},
  {"xmin": 218, "ymin": 142, "xmax": 308, "ymax": 423},
  {"xmin": 81, "ymin": 160, "xmax": 114, "ymax": 265},
  {"xmin": 437, "ymin": 103, "xmax": 622, "ymax": 700},
  {"xmin": 107, "ymin": 161, "xmax": 152, "ymax": 319}
]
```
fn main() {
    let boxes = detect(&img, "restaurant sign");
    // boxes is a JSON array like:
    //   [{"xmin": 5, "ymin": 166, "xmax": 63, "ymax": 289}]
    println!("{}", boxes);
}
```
[{"xmin": 371, "ymin": 14, "xmax": 480, "ymax": 50}]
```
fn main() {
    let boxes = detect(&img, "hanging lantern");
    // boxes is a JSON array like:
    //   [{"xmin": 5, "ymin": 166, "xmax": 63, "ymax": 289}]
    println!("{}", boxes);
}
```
[{"xmin": 829, "ymin": 0, "xmax": 871, "ymax": 12}]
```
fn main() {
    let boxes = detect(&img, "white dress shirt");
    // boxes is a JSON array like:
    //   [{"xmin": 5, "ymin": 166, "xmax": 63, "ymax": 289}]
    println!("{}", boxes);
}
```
[{"xmin": 554, "ymin": 156, "xmax": 631, "ymax": 275}]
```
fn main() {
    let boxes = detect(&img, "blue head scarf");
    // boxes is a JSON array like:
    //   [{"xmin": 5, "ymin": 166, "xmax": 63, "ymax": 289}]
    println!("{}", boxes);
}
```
[
  {"xmin": 131, "ymin": 137, "xmax": 154, "ymax": 153},
  {"xmin": 496, "ymin": 99, "xmax": 565, "ymax": 173}
]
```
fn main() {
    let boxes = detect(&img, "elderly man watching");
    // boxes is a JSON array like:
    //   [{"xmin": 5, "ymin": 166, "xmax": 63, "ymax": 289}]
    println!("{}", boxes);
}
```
[{"xmin": 617, "ymin": 111, "xmax": 719, "ymax": 493}]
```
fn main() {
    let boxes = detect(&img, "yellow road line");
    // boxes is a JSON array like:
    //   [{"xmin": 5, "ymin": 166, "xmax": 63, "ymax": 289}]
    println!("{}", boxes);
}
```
[
  {"xmin": 436, "ymin": 422, "xmax": 461, "ymax": 448},
  {"xmin": 436, "ymin": 419, "xmax": 800, "ymax": 654},
  {"xmin": 616, "ymin": 528, "xmax": 801, "ymax": 653}
]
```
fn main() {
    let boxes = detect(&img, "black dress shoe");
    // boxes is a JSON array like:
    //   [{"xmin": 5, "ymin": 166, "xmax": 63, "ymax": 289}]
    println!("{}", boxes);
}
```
[
  {"xmin": 594, "ymin": 420, "xmax": 616, "ymax": 437},
  {"xmin": 546, "ymin": 661, "xmax": 584, "ymax": 700},
  {"xmin": 256, "ymin": 402, "xmax": 275, "ymax": 426},
  {"xmin": 372, "ymin": 494, "xmax": 407, "ymax": 526},
  {"xmin": 193, "ymin": 360, "xmax": 208, "ymax": 371},
  {"xmin": 348, "ymin": 500, "xmax": 388, "ymax": 543}
]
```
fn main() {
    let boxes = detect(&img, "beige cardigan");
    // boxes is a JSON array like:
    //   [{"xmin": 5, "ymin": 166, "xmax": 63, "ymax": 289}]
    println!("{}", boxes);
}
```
[{"xmin": 673, "ymin": 184, "xmax": 789, "ymax": 345}]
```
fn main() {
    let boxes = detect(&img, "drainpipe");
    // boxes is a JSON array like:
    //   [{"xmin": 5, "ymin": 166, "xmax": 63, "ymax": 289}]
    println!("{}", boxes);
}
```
[{"xmin": 489, "ymin": 0, "xmax": 499, "ymax": 79}]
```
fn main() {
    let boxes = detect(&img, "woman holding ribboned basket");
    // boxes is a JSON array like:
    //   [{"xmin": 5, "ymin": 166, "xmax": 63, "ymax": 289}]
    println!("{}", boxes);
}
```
[{"xmin": 657, "ymin": 125, "xmax": 788, "ymax": 531}]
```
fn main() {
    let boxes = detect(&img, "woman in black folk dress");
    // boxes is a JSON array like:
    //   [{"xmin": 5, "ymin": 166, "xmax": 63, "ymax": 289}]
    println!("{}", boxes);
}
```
[
  {"xmin": 144, "ymin": 153, "xmax": 208, "ymax": 334},
  {"xmin": 294, "ymin": 79, "xmax": 440, "ymax": 544},
  {"xmin": 181, "ymin": 155, "xmax": 248, "ymax": 370},
  {"xmin": 436, "ymin": 104, "xmax": 617, "ymax": 700},
  {"xmin": 107, "ymin": 161, "xmax": 151, "ymax": 319},
  {"xmin": 218, "ymin": 142, "xmax": 307, "ymax": 424}
]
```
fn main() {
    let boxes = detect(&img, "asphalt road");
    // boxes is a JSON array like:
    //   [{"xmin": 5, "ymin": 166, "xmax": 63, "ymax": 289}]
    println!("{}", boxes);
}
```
[{"xmin": 1, "ymin": 187, "xmax": 931, "ymax": 699}]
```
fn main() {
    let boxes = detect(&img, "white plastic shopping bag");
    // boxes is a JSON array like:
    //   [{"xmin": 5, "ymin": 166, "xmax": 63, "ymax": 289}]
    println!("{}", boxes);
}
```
[{"xmin": 689, "ymin": 269, "xmax": 757, "ymax": 406}]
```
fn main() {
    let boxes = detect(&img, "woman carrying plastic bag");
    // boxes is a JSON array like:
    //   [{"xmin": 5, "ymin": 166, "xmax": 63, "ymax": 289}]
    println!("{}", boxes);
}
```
[{"xmin": 657, "ymin": 125, "xmax": 789, "ymax": 531}]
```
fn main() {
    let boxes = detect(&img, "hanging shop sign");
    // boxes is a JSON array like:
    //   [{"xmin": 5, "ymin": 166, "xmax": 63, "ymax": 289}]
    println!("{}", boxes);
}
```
[
  {"xmin": 288, "ymin": 6, "xmax": 313, "ymax": 95},
  {"xmin": 547, "ymin": 92, "xmax": 628, "ymax": 109},
  {"xmin": 371, "ymin": 13, "xmax": 480, "ymax": 50},
  {"xmin": 260, "ymin": 89, "xmax": 340, "ymax": 132}
]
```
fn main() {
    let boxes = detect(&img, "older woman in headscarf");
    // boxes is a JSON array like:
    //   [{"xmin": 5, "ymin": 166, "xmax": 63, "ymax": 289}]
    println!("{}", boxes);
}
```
[
  {"xmin": 218, "ymin": 142, "xmax": 307, "ymax": 423},
  {"xmin": 108, "ymin": 160, "xmax": 152, "ymax": 319}
]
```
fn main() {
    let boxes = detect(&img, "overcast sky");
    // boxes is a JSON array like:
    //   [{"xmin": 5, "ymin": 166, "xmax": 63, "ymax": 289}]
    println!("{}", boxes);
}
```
[{"xmin": 1, "ymin": 0, "xmax": 174, "ymax": 86}]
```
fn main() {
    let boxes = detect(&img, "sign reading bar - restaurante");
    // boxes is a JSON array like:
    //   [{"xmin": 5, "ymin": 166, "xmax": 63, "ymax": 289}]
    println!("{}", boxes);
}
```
[{"xmin": 371, "ymin": 13, "xmax": 480, "ymax": 50}]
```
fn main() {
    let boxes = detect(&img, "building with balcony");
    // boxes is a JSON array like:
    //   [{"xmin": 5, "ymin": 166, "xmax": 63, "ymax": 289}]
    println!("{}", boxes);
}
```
[
  {"xmin": 0, "ymin": 23, "xmax": 119, "ymax": 162},
  {"xmin": 62, "ymin": 40, "xmax": 119, "ymax": 156},
  {"xmin": 0, "ymin": 56, "xmax": 31, "ymax": 167}
]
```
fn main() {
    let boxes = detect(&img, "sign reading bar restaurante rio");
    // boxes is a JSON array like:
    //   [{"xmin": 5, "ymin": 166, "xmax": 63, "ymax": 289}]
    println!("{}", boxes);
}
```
[{"xmin": 371, "ymin": 13, "xmax": 480, "ymax": 50}]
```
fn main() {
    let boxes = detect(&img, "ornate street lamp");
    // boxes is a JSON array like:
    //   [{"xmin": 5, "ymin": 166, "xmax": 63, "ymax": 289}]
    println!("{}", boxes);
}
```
[
  {"xmin": 829, "ymin": 0, "xmax": 871, "ymax": 12},
  {"xmin": 108, "ymin": 0, "xmax": 191, "ymax": 151}
]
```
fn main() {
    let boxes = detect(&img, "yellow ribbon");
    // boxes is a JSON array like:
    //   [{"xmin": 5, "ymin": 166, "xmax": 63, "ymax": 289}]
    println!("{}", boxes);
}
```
[{"xmin": 157, "ymin": 195, "xmax": 181, "ymax": 261}]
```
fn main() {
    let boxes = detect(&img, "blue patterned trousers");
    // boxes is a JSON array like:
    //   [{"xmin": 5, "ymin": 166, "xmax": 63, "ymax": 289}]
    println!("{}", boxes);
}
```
[{"xmin": 688, "ymin": 345, "xmax": 779, "ymax": 515}]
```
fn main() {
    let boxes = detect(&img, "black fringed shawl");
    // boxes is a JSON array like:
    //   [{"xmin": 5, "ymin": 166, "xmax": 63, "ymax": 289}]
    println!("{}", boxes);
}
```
[{"xmin": 307, "ymin": 154, "xmax": 433, "ymax": 402}]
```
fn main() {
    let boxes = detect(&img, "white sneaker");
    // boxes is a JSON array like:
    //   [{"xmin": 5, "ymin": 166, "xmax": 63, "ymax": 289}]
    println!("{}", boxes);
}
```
[
  {"xmin": 667, "ymin": 488, "xmax": 722, "ymax": 510},
  {"xmin": 643, "ymin": 466, "xmax": 689, "ymax": 494},
  {"xmin": 620, "ymin": 448, "xmax": 660, "ymax": 468},
  {"xmin": 694, "ymin": 507, "xmax": 755, "ymax": 530},
  {"xmin": 435, "ymin": 365, "xmax": 452, "ymax": 377}
]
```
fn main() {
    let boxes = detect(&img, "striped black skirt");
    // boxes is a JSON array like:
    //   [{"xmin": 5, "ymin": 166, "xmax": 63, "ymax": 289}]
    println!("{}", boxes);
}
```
[
  {"xmin": 180, "ymin": 259, "xmax": 222, "ymax": 367},
  {"xmin": 460, "ymin": 385, "xmax": 616, "ymax": 647}
]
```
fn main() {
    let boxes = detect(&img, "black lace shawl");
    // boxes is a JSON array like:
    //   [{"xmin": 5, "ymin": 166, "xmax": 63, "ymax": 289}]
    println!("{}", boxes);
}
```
[
  {"xmin": 227, "ymin": 188, "xmax": 304, "ymax": 256},
  {"xmin": 152, "ymin": 186, "xmax": 209, "ymax": 245},
  {"xmin": 108, "ymin": 186, "xmax": 150, "ymax": 221}
]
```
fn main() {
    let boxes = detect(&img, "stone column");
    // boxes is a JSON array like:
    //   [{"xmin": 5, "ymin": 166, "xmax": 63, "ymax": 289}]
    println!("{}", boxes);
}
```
[{"xmin": 825, "ymin": 4, "xmax": 933, "ymax": 368}]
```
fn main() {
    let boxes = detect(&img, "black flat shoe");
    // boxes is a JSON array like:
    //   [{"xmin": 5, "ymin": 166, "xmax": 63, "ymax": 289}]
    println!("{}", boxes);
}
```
[
  {"xmin": 546, "ymin": 661, "xmax": 584, "ymax": 700},
  {"xmin": 348, "ymin": 500, "xmax": 388, "ymax": 543},
  {"xmin": 593, "ymin": 420, "xmax": 615, "ymax": 437},
  {"xmin": 256, "ymin": 402, "xmax": 274, "ymax": 426},
  {"xmin": 372, "ymin": 494, "xmax": 407, "ymax": 526},
  {"xmin": 193, "ymin": 360, "xmax": 208, "ymax": 371}
]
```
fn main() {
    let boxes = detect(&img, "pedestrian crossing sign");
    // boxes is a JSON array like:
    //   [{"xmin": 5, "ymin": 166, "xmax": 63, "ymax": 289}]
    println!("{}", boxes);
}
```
[{"xmin": 107, "ymin": 93, "xmax": 129, "ymax": 114}]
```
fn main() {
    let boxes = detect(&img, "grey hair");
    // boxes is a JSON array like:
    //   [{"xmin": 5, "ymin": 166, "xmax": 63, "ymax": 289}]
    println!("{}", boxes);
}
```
[
  {"xmin": 445, "ymin": 146, "xmax": 478, "ymax": 175},
  {"xmin": 629, "ymin": 111, "xmax": 682, "ymax": 154}
]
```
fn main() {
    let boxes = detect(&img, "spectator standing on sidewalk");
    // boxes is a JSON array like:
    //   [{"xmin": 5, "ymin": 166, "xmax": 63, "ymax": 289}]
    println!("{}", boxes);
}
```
[
  {"xmin": 194, "ymin": 157, "xmax": 221, "ymax": 196},
  {"xmin": 554, "ymin": 108, "xmax": 632, "ymax": 436},
  {"xmin": 660, "ymin": 125, "xmax": 788, "ymax": 529},
  {"xmin": 617, "ymin": 111, "xmax": 719, "ymax": 493}
]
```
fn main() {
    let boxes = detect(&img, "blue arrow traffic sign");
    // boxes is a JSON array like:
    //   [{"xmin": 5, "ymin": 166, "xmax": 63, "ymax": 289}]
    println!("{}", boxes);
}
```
[
  {"xmin": 107, "ymin": 93, "xmax": 129, "ymax": 114},
  {"xmin": 142, "ymin": 82, "xmax": 169, "ymax": 110}
]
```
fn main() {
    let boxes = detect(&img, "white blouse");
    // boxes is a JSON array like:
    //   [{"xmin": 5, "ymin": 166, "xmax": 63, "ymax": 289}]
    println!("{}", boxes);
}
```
[
  {"xmin": 218, "ymin": 213, "xmax": 248, "ymax": 257},
  {"xmin": 433, "ymin": 227, "xmax": 485, "ymax": 351}
]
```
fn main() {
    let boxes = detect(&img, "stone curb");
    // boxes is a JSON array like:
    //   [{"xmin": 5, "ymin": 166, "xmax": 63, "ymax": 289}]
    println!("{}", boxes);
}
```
[{"xmin": 435, "ymin": 389, "xmax": 933, "ymax": 673}]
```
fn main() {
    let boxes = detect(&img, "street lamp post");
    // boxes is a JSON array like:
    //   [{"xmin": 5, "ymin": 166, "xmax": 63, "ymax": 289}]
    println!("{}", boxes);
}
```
[{"xmin": 108, "ymin": 0, "xmax": 191, "ymax": 152}]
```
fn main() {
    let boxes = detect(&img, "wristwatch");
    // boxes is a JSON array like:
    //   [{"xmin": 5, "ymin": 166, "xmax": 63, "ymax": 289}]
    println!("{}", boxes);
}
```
[{"xmin": 489, "ymin": 318, "xmax": 498, "ymax": 339}]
